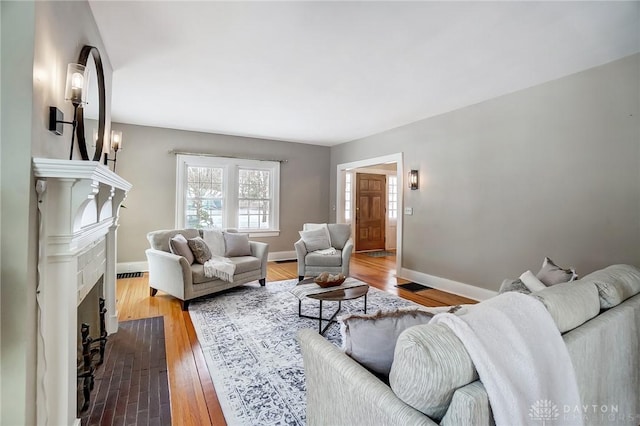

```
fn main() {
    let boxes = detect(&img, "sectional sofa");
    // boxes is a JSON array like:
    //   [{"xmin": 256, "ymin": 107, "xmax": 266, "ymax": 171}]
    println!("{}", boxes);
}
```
[{"xmin": 299, "ymin": 264, "xmax": 640, "ymax": 425}]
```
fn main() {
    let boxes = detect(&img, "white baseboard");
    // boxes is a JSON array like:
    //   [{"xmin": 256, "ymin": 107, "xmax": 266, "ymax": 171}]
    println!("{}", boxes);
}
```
[
  {"xmin": 398, "ymin": 268, "xmax": 497, "ymax": 301},
  {"xmin": 268, "ymin": 250, "xmax": 296, "ymax": 262},
  {"xmin": 117, "ymin": 253, "xmax": 296, "ymax": 273},
  {"xmin": 117, "ymin": 261, "xmax": 148, "ymax": 273}
]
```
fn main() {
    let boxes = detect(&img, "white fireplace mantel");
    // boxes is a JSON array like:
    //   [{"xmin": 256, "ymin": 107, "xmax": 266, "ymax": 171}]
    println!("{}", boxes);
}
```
[{"xmin": 33, "ymin": 158, "xmax": 132, "ymax": 426}]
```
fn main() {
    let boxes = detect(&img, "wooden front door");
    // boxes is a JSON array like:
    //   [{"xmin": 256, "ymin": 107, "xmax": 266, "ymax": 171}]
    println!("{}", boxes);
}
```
[{"xmin": 355, "ymin": 173, "xmax": 386, "ymax": 251}]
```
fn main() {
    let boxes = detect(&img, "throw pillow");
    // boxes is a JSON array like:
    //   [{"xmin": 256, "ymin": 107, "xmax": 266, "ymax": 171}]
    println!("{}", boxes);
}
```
[
  {"xmin": 169, "ymin": 233, "xmax": 195, "ymax": 265},
  {"xmin": 187, "ymin": 236, "xmax": 212, "ymax": 264},
  {"xmin": 299, "ymin": 228, "xmax": 331, "ymax": 252},
  {"xmin": 519, "ymin": 270, "xmax": 547, "ymax": 292},
  {"xmin": 303, "ymin": 223, "xmax": 332, "ymax": 246},
  {"xmin": 203, "ymin": 228, "xmax": 226, "ymax": 257},
  {"xmin": 223, "ymin": 232, "xmax": 252, "ymax": 257},
  {"xmin": 340, "ymin": 307, "xmax": 435, "ymax": 377},
  {"xmin": 499, "ymin": 278, "xmax": 531, "ymax": 294},
  {"xmin": 536, "ymin": 257, "xmax": 578, "ymax": 286}
]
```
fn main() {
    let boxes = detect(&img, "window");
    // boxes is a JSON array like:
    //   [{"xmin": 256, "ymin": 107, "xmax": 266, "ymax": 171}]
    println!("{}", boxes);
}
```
[
  {"xmin": 388, "ymin": 175, "xmax": 397, "ymax": 219},
  {"xmin": 238, "ymin": 169, "xmax": 271, "ymax": 230},
  {"xmin": 176, "ymin": 154, "xmax": 280, "ymax": 236},
  {"xmin": 344, "ymin": 172, "xmax": 352, "ymax": 222}
]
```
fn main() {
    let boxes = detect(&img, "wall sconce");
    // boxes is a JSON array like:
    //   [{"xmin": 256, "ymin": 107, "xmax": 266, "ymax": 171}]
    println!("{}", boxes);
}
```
[
  {"xmin": 103, "ymin": 130, "xmax": 123, "ymax": 172},
  {"xmin": 48, "ymin": 63, "xmax": 89, "ymax": 160},
  {"xmin": 409, "ymin": 169, "xmax": 419, "ymax": 190}
]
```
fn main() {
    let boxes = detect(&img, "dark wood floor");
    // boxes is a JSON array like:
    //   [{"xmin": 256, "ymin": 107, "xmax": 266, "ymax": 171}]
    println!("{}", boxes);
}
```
[{"xmin": 116, "ymin": 252, "xmax": 476, "ymax": 426}]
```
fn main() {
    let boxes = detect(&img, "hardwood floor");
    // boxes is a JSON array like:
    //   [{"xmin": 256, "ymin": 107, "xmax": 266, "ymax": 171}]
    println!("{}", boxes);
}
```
[{"xmin": 115, "ymin": 252, "xmax": 476, "ymax": 425}]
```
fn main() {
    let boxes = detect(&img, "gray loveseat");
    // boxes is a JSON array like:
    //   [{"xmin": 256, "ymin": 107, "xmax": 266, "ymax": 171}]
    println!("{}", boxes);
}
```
[
  {"xmin": 299, "ymin": 264, "xmax": 640, "ymax": 425},
  {"xmin": 146, "ymin": 228, "xmax": 269, "ymax": 310}
]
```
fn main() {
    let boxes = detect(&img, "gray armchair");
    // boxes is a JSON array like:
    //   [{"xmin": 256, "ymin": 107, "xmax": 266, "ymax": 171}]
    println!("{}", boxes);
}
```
[{"xmin": 294, "ymin": 223, "xmax": 353, "ymax": 281}]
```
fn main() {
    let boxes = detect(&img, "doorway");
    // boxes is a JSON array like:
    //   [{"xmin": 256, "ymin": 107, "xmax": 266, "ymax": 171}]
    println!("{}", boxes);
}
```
[
  {"xmin": 336, "ymin": 153, "xmax": 404, "ymax": 275},
  {"xmin": 355, "ymin": 173, "xmax": 386, "ymax": 251}
]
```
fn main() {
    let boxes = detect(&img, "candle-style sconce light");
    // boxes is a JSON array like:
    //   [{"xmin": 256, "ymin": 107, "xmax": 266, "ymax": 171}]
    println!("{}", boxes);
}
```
[
  {"xmin": 103, "ymin": 130, "xmax": 123, "ymax": 172},
  {"xmin": 409, "ymin": 169, "xmax": 419, "ymax": 190},
  {"xmin": 48, "ymin": 63, "xmax": 89, "ymax": 160}
]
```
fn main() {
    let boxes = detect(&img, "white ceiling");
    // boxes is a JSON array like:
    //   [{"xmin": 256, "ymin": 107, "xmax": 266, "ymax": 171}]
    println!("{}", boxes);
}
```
[{"xmin": 89, "ymin": 1, "xmax": 640, "ymax": 146}]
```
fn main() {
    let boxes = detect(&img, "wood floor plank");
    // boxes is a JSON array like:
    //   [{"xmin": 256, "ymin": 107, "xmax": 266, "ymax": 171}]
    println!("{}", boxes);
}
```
[{"xmin": 116, "ymin": 253, "xmax": 477, "ymax": 425}]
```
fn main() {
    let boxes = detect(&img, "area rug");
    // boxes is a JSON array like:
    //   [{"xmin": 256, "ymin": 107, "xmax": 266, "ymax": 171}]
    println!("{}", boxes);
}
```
[
  {"xmin": 188, "ymin": 279, "xmax": 417, "ymax": 426},
  {"xmin": 364, "ymin": 250, "xmax": 395, "ymax": 257}
]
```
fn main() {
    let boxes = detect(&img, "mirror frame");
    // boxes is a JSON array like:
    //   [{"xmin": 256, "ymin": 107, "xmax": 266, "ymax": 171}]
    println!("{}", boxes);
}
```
[{"xmin": 76, "ymin": 45, "xmax": 106, "ymax": 162}]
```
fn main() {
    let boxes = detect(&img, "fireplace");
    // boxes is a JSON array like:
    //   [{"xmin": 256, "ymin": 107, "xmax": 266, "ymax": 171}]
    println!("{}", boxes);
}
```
[{"xmin": 33, "ymin": 158, "xmax": 131, "ymax": 426}]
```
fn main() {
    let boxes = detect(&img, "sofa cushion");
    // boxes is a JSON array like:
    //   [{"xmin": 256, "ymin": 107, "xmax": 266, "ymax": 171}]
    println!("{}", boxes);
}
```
[
  {"xmin": 147, "ymin": 228, "xmax": 200, "ymax": 252},
  {"xmin": 327, "ymin": 223, "xmax": 351, "ymax": 250},
  {"xmin": 299, "ymin": 228, "xmax": 331, "ymax": 252},
  {"xmin": 339, "ymin": 308, "xmax": 435, "ymax": 376},
  {"xmin": 187, "ymin": 237, "xmax": 212, "ymax": 264},
  {"xmin": 531, "ymin": 280, "xmax": 600, "ymax": 333},
  {"xmin": 389, "ymin": 323, "xmax": 478, "ymax": 421},
  {"xmin": 305, "ymin": 250, "xmax": 342, "ymax": 267},
  {"xmin": 169, "ymin": 234, "xmax": 195, "ymax": 265},
  {"xmin": 580, "ymin": 264, "xmax": 640, "ymax": 309},
  {"xmin": 499, "ymin": 278, "xmax": 531, "ymax": 294},
  {"xmin": 519, "ymin": 270, "xmax": 546, "ymax": 292},
  {"xmin": 536, "ymin": 256, "xmax": 577, "ymax": 286},
  {"xmin": 229, "ymin": 256, "xmax": 261, "ymax": 274},
  {"xmin": 191, "ymin": 256, "xmax": 261, "ymax": 284},
  {"xmin": 203, "ymin": 228, "xmax": 226, "ymax": 257},
  {"xmin": 224, "ymin": 232, "xmax": 252, "ymax": 257}
]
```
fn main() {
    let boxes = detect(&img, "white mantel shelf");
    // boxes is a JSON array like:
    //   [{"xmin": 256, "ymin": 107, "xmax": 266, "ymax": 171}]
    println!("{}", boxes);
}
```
[
  {"xmin": 33, "ymin": 158, "xmax": 132, "ymax": 426},
  {"xmin": 33, "ymin": 158, "xmax": 132, "ymax": 190}
]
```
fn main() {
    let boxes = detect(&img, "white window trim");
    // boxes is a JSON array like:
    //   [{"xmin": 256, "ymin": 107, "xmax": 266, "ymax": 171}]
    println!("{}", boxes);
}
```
[{"xmin": 175, "ymin": 154, "xmax": 280, "ymax": 237}]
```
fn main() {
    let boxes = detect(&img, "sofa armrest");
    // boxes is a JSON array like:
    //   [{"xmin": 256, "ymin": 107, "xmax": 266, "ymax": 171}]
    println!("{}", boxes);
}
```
[
  {"xmin": 440, "ymin": 381, "xmax": 491, "ymax": 426},
  {"xmin": 294, "ymin": 238, "xmax": 308, "ymax": 277},
  {"xmin": 249, "ymin": 241, "xmax": 269, "ymax": 279},
  {"xmin": 145, "ymin": 249, "xmax": 192, "ymax": 299},
  {"xmin": 341, "ymin": 237, "xmax": 354, "ymax": 276},
  {"xmin": 298, "ymin": 329, "xmax": 437, "ymax": 426}
]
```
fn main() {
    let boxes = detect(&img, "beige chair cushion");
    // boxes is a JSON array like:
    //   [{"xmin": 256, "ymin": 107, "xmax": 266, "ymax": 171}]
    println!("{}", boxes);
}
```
[{"xmin": 305, "ymin": 250, "xmax": 342, "ymax": 267}]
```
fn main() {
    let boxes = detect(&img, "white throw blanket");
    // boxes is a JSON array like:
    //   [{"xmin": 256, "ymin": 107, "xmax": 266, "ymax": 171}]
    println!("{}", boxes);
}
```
[
  {"xmin": 204, "ymin": 255, "xmax": 236, "ymax": 282},
  {"xmin": 431, "ymin": 292, "xmax": 583, "ymax": 426},
  {"xmin": 314, "ymin": 247, "xmax": 337, "ymax": 255}
]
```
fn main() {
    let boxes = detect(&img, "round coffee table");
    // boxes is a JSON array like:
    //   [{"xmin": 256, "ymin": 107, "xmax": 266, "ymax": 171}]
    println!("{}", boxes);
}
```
[{"xmin": 295, "ymin": 278, "xmax": 369, "ymax": 335}]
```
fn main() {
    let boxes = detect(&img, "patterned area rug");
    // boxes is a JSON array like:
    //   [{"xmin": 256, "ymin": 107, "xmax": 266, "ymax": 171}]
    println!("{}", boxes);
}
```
[{"xmin": 188, "ymin": 279, "xmax": 416, "ymax": 426}]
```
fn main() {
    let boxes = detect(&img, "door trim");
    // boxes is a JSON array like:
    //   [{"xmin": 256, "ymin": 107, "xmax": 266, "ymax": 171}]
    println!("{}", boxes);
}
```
[{"xmin": 336, "ymin": 153, "xmax": 404, "ymax": 277}]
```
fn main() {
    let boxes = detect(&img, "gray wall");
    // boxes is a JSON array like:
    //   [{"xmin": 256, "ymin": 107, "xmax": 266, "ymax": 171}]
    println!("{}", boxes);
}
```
[
  {"xmin": 0, "ymin": 1, "xmax": 112, "ymax": 423},
  {"xmin": 112, "ymin": 123, "xmax": 331, "ymax": 263},
  {"xmin": 331, "ymin": 53, "xmax": 640, "ymax": 292}
]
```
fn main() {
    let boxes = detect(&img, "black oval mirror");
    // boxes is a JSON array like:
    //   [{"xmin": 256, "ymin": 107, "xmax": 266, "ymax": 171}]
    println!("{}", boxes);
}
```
[{"xmin": 76, "ymin": 45, "xmax": 106, "ymax": 162}]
